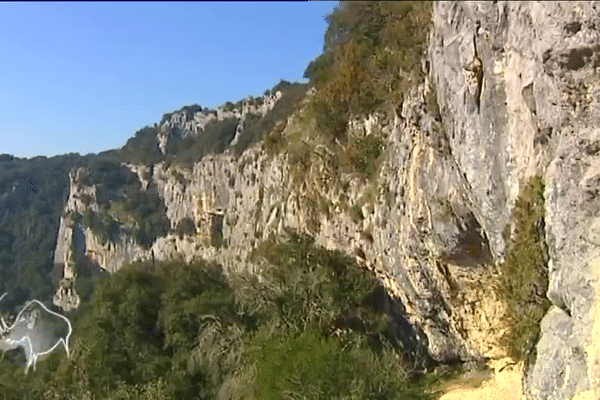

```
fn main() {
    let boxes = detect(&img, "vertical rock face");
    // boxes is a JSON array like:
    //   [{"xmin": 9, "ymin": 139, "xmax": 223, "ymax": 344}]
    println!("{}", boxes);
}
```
[
  {"xmin": 53, "ymin": 2, "xmax": 600, "ymax": 397},
  {"xmin": 432, "ymin": 1, "xmax": 600, "ymax": 398}
]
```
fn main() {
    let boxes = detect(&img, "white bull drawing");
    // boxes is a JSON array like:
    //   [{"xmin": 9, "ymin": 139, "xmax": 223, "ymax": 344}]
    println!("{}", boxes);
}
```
[{"xmin": 0, "ymin": 293, "xmax": 72, "ymax": 373}]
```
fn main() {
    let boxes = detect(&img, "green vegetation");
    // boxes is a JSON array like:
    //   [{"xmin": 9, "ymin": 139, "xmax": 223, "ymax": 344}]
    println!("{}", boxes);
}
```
[
  {"xmin": 250, "ymin": 329, "xmax": 422, "ymax": 400},
  {"xmin": 82, "ymin": 209, "xmax": 120, "ymax": 245},
  {"xmin": 120, "ymin": 126, "xmax": 164, "ymax": 165},
  {"xmin": 233, "ymin": 81, "xmax": 309, "ymax": 157},
  {"xmin": 222, "ymin": 101, "xmax": 236, "ymax": 112},
  {"xmin": 29, "ymin": 259, "xmax": 241, "ymax": 399},
  {"xmin": 0, "ymin": 153, "xmax": 81, "ymax": 301},
  {"xmin": 341, "ymin": 134, "xmax": 385, "ymax": 180},
  {"xmin": 127, "ymin": 191, "xmax": 171, "ymax": 249},
  {"xmin": 229, "ymin": 232, "xmax": 438, "ymax": 398},
  {"xmin": 168, "ymin": 117, "xmax": 239, "ymax": 166},
  {"xmin": 161, "ymin": 104, "xmax": 204, "ymax": 124},
  {"xmin": 2, "ymin": 234, "xmax": 446, "ymax": 399},
  {"xmin": 349, "ymin": 203, "xmax": 365, "ymax": 223},
  {"xmin": 78, "ymin": 160, "xmax": 170, "ymax": 248},
  {"xmin": 281, "ymin": 2, "xmax": 432, "ymax": 192},
  {"xmin": 242, "ymin": 232, "xmax": 378, "ymax": 331},
  {"xmin": 180, "ymin": 104, "xmax": 203, "ymax": 119},
  {"xmin": 304, "ymin": 2, "xmax": 432, "ymax": 136},
  {"xmin": 497, "ymin": 176, "xmax": 551, "ymax": 363},
  {"xmin": 175, "ymin": 216, "xmax": 196, "ymax": 238}
]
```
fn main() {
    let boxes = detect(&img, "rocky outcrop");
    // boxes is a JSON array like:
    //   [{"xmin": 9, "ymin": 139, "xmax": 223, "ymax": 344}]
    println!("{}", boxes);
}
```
[
  {"xmin": 53, "ymin": 2, "xmax": 600, "ymax": 398},
  {"xmin": 157, "ymin": 91, "xmax": 283, "ymax": 154},
  {"xmin": 52, "ymin": 214, "xmax": 81, "ymax": 312},
  {"xmin": 432, "ymin": 1, "xmax": 600, "ymax": 398}
]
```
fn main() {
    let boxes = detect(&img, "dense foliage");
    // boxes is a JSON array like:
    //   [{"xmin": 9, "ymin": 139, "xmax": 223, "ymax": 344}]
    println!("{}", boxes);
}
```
[
  {"xmin": 304, "ymin": 1, "xmax": 432, "ymax": 137},
  {"xmin": 0, "ymin": 235, "xmax": 444, "ymax": 399},
  {"xmin": 120, "ymin": 126, "xmax": 165, "ymax": 165},
  {"xmin": 175, "ymin": 216, "xmax": 197, "ymax": 238},
  {"xmin": 0, "ymin": 153, "xmax": 81, "ymax": 301}
]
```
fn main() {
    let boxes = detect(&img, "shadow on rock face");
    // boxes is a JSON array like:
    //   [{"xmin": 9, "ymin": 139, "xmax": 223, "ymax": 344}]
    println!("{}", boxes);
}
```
[
  {"xmin": 366, "ymin": 285, "xmax": 435, "ymax": 371},
  {"xmin": 442, "ymin": 212, "xmax": 493, "ymax": 268}
]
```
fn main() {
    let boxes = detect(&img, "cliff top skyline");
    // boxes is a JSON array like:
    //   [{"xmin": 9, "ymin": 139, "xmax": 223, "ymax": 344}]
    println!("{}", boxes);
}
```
[{"xmin": 0, "ymin": 1, "xmax": 338, "ymax": 159}]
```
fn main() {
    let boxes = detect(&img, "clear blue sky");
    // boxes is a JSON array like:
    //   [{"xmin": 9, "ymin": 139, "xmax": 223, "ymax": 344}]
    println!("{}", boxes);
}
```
[{"xmin": 0, "ymin": 1, "xmax": 338, "ymax": 158}]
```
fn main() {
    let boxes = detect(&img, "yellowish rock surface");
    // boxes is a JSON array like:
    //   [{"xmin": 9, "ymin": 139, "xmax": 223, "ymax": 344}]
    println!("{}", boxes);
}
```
[{"xmin": 438, "ymin": 359, "xmax": 522, "ymax": 400}]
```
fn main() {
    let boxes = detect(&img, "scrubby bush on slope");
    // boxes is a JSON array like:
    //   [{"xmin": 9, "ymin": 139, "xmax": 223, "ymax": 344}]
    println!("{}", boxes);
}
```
[{"xmin": 5, "ymin": 235, "xmax": 445, "ymax": 399}]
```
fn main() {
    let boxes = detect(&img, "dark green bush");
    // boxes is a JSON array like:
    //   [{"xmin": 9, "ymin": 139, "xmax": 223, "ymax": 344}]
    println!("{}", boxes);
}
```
[
  {"xmin": 349, "ymin": 203, "xmax": 365, "ymax": 223},
  {"xmin": 223, "ymin": 101, "xmax": 235, "ymax": 112},
  {"xmin": 175, "ymin": 217, "xmax": 196, "ymax": 238},
  {"xmin": 172, "ymin": 118, "xmax": 239, "ymax": 166},
  {"xmin": 308, "ymin": 96, "xmax": 349, "ymax": 142},
  {"xmin": 160, "ymin": 112, "xmax": 173, "ymax": 124},
  {"xmin": 240, "ymin": 232, "xmax": 377, "ymax": 332},
  {"xmin": 78, "ymin": 161, "xmax": 170, "ymax": 249},
  {"xmin": 271, "ymin": 79, "xmax": 293, "ymax": 94},
  {"xmin": 180, "ymin": 104, "xmax": 203, "ymax": 119},
  {"xmin": 120, "ymin": 125, "xmax": 164, "ymax": 165},
  {"xmin": 34, "ymin": 259, "xmax": 244, "ymax": 399},
  {"xmin": 80, "ymin": 160, "xmax": 137, "ymax": 191},
  {"xmin": 230, "ymin": 232, "xmax": 437, "ymax": 399}
]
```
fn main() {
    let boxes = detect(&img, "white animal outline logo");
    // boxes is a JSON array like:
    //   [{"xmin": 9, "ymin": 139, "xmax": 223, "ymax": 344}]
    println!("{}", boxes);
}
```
[{"xmin": 0, "ymin": 292, "xmax": 72, "ymax": 373}]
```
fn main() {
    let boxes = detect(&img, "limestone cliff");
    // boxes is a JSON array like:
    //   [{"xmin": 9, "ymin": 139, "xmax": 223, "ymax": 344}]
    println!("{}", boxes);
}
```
[
  {"xmin": 53, "ymin": 1, "xmax": 600, "ymax": 398},
  {"xmin": 431, "ymin": 2, "xmax": 600, "ymax": 398},
  {"xmin": 157, "ymin": 90, "xmax": 283, "ymax": 154}
]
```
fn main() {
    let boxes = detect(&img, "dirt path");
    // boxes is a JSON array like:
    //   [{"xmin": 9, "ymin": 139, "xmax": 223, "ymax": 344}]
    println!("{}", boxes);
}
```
[{"xmin": 438, "ymin": 359, "xmax": 523, "ymax": 400}]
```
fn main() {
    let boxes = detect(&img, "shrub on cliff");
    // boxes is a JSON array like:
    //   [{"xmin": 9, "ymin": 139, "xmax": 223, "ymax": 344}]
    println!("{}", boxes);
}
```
[
  {"xmin": 304, "ymin": 1, "xmax": 432, "ymax": 139},
  {"xmin": 77, "ymin": 163, "xmax": 170, "ymax": 249},
  {"xmin": 120, "ymin": 125, "xmax": 164, "ymax": 165},
  {"xmin": 82, "ymin": 209, "xmax": 121, "ymax": 245},
  {"xmin": 279, "ymin": 2, "xmax": 431, "ymax": 188},
  {"xmin": 180, "ymin": 104, "xmax": 203, "ymax": 119},
  {"xmin": 497, "ymin": 175, "xmax": 551, "ymax": 363},
  {"xmin": 172, "ymin": 117, "xmax": 239, "ymax": 167},
  {"xmin": 175, "ymin": 217, "xmax": 196, "ymax": 238},
  {"xmin": 233, "ymin": 82, "xmax": 309, "ymax": 157},
  {"xmin": 340, "ymin": 134, "xmax": 385, "ymax": 180}
]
